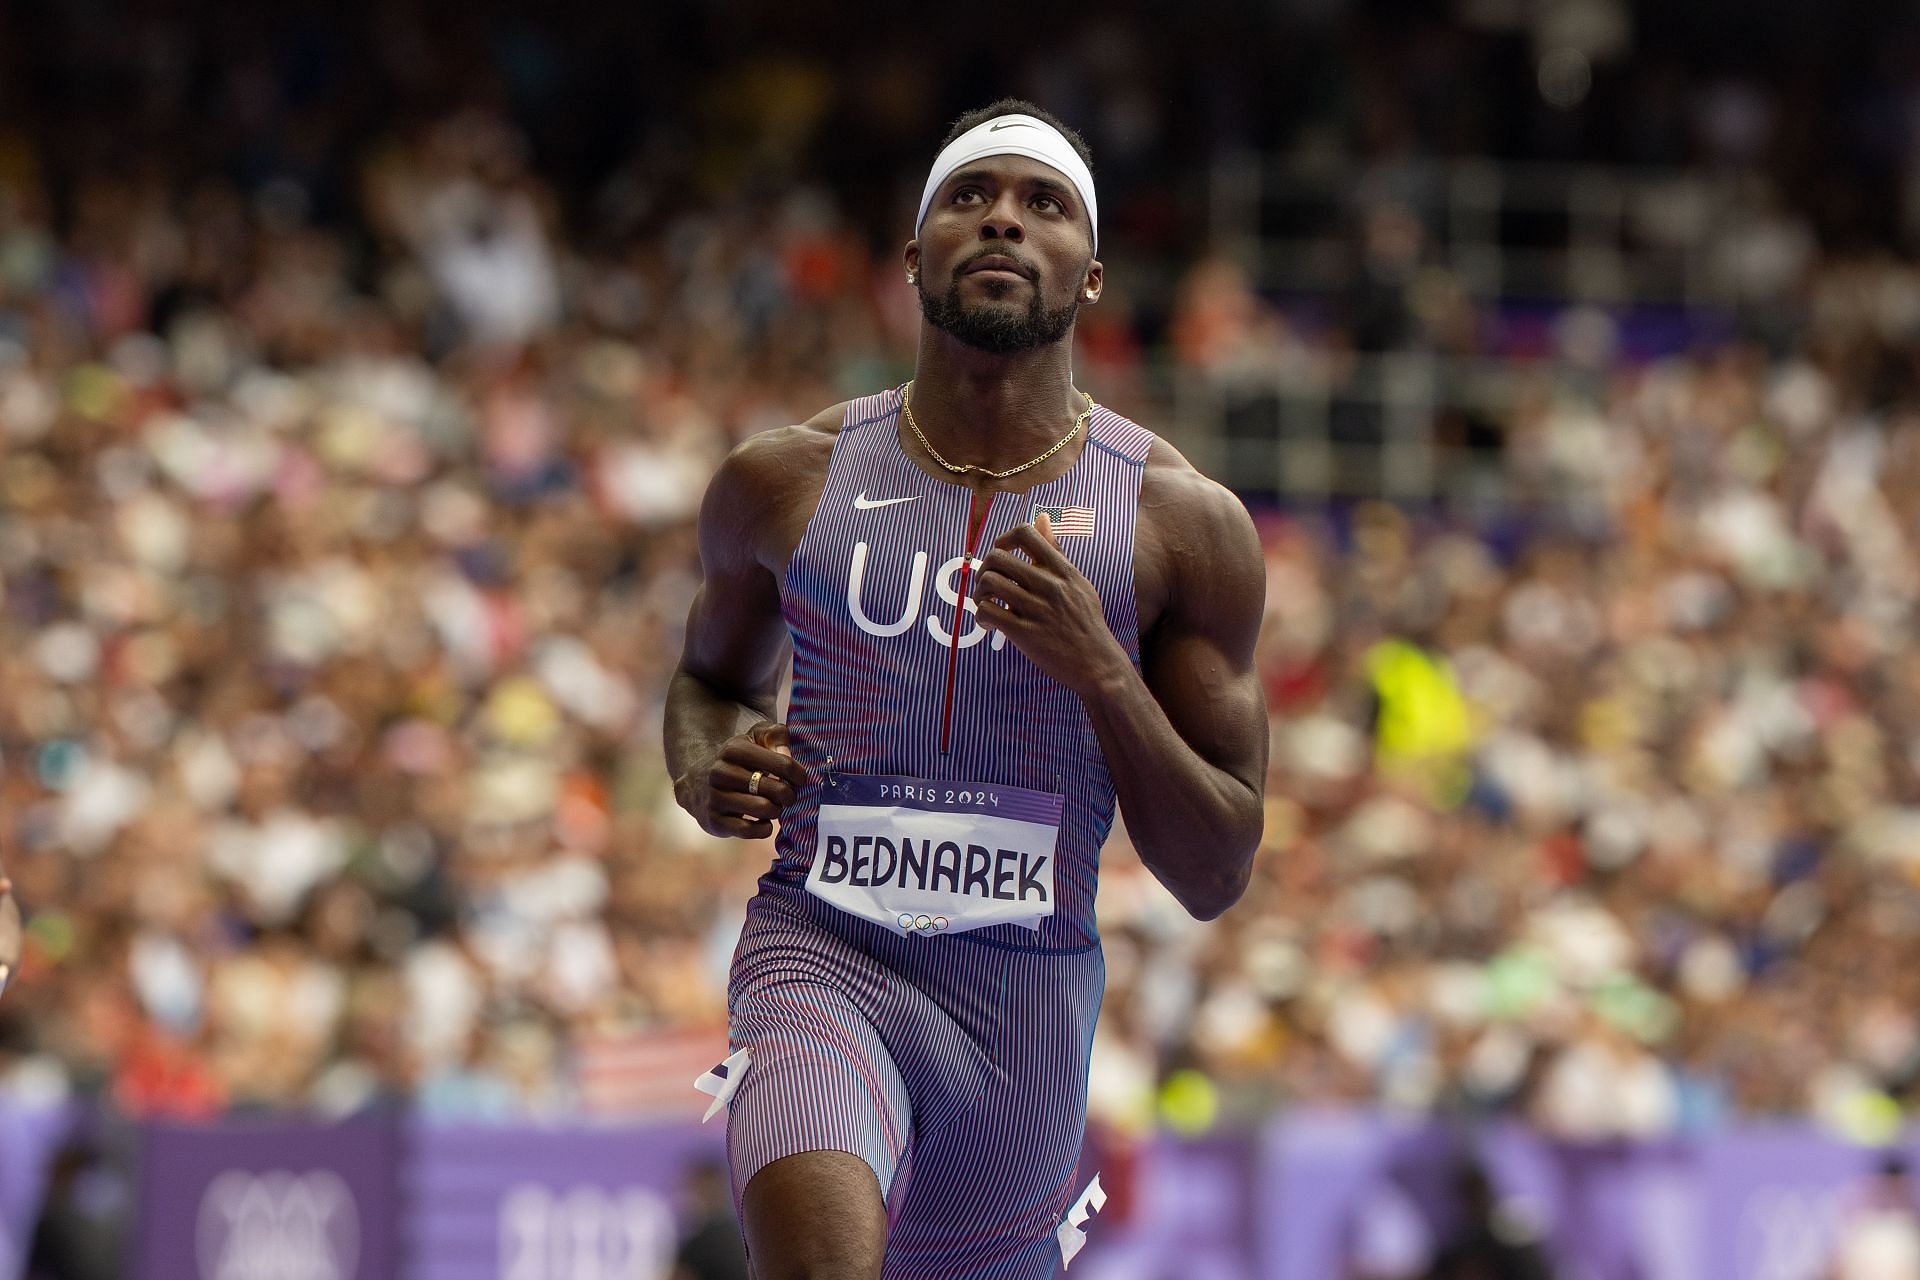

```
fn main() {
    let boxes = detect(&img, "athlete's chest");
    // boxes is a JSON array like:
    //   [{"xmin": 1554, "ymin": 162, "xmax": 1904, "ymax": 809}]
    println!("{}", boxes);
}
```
[{"xmin": 775, "ymin": 471, "xmax": 1166, "ymax": 648}]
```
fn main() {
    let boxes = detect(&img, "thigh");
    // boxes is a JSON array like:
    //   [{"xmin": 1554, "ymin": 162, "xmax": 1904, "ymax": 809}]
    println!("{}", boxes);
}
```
[
  {"xmin": 881, "ymin": 1096, "xmax": 1086, "ymax": 1280},
  {"xmin": 726, "ymin": 981, "xmax": 913, "ymax": 1253},
  {"xmin": 742, "ymin": 1149, "xmax": 886, "ymax": 1280},
  {"xmin": 880, "ymin": 946, "xmax": 1103, "ymax": 1279}
]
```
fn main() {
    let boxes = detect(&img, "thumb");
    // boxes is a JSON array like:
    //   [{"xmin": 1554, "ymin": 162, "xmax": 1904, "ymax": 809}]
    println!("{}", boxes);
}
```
[
  {"xmin": 752, "ymin": 721, "xmax": 793, "ymax": 756},
  {"xmin": 1036, "ymin": 509, "xmax": 1059, "ymax": 548}
]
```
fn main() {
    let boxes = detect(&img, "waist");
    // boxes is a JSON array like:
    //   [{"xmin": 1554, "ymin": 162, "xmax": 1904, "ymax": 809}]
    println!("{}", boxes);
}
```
[{"xmin": 753, "ymin": 873, "xmax": 1100, "ymax": 955}]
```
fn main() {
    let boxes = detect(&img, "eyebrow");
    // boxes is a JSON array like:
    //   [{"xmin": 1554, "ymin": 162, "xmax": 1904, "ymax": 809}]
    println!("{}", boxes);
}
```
[{"xmin": 945, "ymin": 168, "xmax": 1077, "ymax": 208}]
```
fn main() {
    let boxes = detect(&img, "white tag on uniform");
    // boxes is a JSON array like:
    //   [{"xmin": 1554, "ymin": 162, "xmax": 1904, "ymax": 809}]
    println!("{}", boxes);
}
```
[
  {"xmin": 808, "ymin": 774, "xmax": 1062, "ymax": 936},
  {"xmin": 1057, "ymin": 1172, "xmax": 1106, "ymax": 1268},
  {"xmin": 693, "ymin": 1047, "xmax": 751, "ymax": 1123}
]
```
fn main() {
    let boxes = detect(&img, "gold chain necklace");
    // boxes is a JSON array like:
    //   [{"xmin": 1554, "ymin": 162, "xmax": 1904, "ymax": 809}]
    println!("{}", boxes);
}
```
[{"xmin": 901, "ymin": 381, "xmax": 1096, "ymax": 480}]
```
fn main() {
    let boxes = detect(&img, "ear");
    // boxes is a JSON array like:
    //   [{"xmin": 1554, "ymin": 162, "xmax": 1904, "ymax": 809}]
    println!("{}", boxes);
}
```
[
  {"xmin": 904, "ymin": 241, "xmax": 921, "ymax": 284},
  {"xmin": 1079, "ymin": 257, "xmax": 1103, "ymax": 305}
]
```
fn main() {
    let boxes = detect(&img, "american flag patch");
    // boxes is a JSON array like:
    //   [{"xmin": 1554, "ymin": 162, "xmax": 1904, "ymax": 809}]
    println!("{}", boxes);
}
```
[{"xmin": 1032, "ymin": 504, "xmax": 1096, "ymax": 537}]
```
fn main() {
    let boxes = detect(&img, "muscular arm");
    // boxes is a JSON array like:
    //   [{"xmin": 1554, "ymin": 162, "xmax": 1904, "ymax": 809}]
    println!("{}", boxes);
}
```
[
  {"xmin": 664, "ymin": 429, "xmax": 817, "ymax": 837},
  {"xmin": 973, "ymin": 468, "xmax": 1269, "ymax": 920},
  {"xmin": 1084, "ymin": 477, "xmax": 1267, "ymax": 919}
]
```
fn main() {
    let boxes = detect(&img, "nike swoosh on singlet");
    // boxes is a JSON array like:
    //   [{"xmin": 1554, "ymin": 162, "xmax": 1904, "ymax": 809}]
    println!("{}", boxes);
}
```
[{"xmin": 853, "ymin": 493, "xmax": 921, "ymax": 510}]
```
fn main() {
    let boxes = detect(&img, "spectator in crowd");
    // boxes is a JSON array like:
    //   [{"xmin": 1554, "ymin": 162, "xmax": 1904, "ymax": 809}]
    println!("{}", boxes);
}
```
[
  {"xmin": 673, "ymin": 1159, "xmax": 749, "ymax": 1280},
  {"xmin": 1830, "ymin": 1153, "xmax": 1920, "ymax": 1280},
  {"xmin": 1424, "ymin": 1163, "xmax": 1552, "ymax": 1280},
  {"xmin": 24, "ymin": 1138, "xmax": 127, "ymax": 1280}
]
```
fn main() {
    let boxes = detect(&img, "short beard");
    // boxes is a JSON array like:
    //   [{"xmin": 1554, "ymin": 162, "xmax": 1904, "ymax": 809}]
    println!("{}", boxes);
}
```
[{"xmin": 919, "ymin": 277, "xmax": 1079, "ymax": 354}]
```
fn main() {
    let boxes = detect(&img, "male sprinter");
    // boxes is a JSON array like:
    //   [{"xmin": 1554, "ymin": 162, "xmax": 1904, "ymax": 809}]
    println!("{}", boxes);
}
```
[{"xmin": 665, "ymin": 99, "xmax": 1268, "ymax": 1280}]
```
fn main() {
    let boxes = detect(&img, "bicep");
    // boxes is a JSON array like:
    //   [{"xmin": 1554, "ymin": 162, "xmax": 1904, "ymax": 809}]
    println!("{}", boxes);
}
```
[
  {"xmin": 1139, "ymin": 491, "xmax": 1269, "ymax": 793},
  {"xmin": 679, "ymin": 577, "xmax": 789, "ymax": 712},
  {"xmin": 676, "ymin": 449, "xmax": 793, "ymax": 710}
]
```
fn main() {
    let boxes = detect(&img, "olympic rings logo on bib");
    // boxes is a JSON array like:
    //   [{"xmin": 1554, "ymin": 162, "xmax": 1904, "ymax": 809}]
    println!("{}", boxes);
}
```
[{"xmin": 898, "ymin": 913, "xmax": 950, "ymax": 934}]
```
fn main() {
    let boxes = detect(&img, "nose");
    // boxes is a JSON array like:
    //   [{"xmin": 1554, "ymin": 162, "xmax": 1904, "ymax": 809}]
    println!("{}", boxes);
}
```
[{"xmin": 979, "ymin": 190, "xmax": 1025, "ymax": 243}]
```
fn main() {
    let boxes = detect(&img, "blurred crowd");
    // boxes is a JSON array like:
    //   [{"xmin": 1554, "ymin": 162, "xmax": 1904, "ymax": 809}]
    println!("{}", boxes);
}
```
[{"xmin": 3, "ymin": 0, "xmax": 1920, "ymax": 1158}]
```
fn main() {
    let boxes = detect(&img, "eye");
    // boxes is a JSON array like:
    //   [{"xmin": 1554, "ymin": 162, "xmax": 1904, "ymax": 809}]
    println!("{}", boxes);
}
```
[
  {"xmin": 1032, "ymin": 194, "xmax": 1064, "ymax": 214},
  {"xmin": 952, "ymin": 187, "xmax": 985, "ymax": 205}
]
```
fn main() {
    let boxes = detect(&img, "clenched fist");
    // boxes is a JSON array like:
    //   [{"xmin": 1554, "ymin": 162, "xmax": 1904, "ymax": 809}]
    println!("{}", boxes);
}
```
[{"xmin": 676, "ymin": 721, "xmax": 809, "ymax": 840}]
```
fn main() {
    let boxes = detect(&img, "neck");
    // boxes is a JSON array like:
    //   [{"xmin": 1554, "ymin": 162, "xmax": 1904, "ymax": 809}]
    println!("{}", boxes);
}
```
[{"xmin": 906, "ymin": 327, "xmax": 1084, "ymax": 480}]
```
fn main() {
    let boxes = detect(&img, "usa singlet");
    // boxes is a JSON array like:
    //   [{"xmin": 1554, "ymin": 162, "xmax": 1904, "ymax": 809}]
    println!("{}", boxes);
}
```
[{"xmin": 721, "ymin": 385, "xmax": 1153, "ymax": 1279}]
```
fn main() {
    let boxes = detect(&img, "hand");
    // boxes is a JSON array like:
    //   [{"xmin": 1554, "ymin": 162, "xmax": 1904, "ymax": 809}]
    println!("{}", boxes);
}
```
[
  {"xmin": 679, "ymin": 721, "xmax": 808, "ymax": 840},
  {"xmin": 972, "ymin": 511, "xmax": 1130, "ymax": 697},
  {"xmin": 0, "ymin": 874, "xmax": 19, "ymax": 999}
]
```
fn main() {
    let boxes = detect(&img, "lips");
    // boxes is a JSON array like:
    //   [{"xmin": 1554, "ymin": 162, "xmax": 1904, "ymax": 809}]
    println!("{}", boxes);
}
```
[{"xmin": 963, "ymin": 254, "xmax": 1035, "ymax": 280}]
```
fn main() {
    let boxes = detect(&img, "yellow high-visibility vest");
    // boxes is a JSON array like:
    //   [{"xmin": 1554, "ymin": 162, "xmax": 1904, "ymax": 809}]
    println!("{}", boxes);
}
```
[{"xmin": 1366, "ymin": 638, "xmax": 1474, "ymax": 763}]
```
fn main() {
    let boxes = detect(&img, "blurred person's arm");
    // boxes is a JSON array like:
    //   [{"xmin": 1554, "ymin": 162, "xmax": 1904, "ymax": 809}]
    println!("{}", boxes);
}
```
[
  {"xmin": 665, "ymin": 422, "xmax": 831, "ymax": 839},
  {"xmin": 0, "ymin": 865, "xmax": 18, "ymax": 998}
]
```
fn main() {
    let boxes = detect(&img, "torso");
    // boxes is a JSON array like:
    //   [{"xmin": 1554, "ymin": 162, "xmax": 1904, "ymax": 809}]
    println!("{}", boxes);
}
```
[
  {"xmin": 747, "ymin": 386, "xmax": 1180, "ymax": 951},
  {"xmin": 742, "ymin": 395, "xmax": 1200, "ymax": 644}
]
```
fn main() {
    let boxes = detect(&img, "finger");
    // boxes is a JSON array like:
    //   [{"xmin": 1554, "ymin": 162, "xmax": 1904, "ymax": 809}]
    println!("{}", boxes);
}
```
[
  {"xmin": 978, "ymin": 547, "xmax": 1045, "ymax": 591},
  {"xmin": 710, "ymin": 785, "xmax": 785, "ymax": 823},
  {"xmin": 1036, "ymin": 508, "xmax": 1058, "ymax": 547},
  {"xmin": 999, "ymin": 521, "xmax": 1072, "ymax": 570},
  {"xmin": 710, "ymin": 813, "xmax": 775, "ymax": 840},
  {"xmin": 720, "ymin": 738, "xmax": 808, "ymax": 788},
  {"xmin": 972, "ymin": 568, "xmax": 1042, "ymax": 615},
  {"xmin": 711, "ymin": 759, "xmax": 798, "ymax": 810},
  {"xmin": 710, "ymin": 771, "xmax": 783, "ymax": 821},
  {"xmin": 975, "ymin": 596, "xmax": 1023, "ymax": 633}
]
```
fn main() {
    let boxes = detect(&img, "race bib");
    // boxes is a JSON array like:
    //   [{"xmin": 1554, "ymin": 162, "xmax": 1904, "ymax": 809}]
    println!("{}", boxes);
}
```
[{"xmin": 808, "ymin": 774, "xmax": 1062, "ymax": 936}]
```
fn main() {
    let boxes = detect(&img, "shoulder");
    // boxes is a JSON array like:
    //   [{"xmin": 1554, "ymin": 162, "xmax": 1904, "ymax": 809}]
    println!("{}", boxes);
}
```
[
  {"xmin": 1125, "ymin": 434, "xmax": 1263, "ymax": 646},
  {"xmin": 712, "ymin": 402, "xmax": 847, "ymax": 497},
  {"xmin": 697, "ymin": 402, "xmax": 853, "ymax": 574},
  {"xmin": 702, "ymin": 401, "xmax": 849, "ymax": 521},
  {"xmin": 1139, "ymin": 436, "xmax": 1262, "ymax": 575}
]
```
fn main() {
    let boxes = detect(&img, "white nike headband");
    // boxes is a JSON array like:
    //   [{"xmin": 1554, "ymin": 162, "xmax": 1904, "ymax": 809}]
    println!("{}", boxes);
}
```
[{"xmin": 916, "ymin": 114, "xmax": 1098, "ymax": 255}]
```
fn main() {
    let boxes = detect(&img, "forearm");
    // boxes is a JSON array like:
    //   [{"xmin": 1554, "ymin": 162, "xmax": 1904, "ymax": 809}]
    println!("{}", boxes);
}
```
[
  {"xmin": 1080, "ymin": 662, "xmax": 1262, "ymax": 920},
  {"xmin": 664, "ymin": 667, "xmax": 777, "ymax": 799}
]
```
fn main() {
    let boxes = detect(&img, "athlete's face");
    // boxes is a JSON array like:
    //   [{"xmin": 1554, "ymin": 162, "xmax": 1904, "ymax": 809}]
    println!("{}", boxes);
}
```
[{"xmin": 908, "ymin": 155, "xmax": 1102, "ymax": 355}]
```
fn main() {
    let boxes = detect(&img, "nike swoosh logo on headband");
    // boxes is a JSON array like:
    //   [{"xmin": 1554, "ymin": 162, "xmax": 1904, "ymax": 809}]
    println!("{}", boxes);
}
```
[
  {"xmin": 854, "ymin": 492, "xmax": 921, "ymax": 509},
  {"xmin": 989, "ymin": 121, "xmax": 1035, "ymax": 131}
]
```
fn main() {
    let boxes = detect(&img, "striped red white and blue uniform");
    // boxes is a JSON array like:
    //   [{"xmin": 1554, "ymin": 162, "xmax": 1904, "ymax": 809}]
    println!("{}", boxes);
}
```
[{"xmin": 723, "ymin": 385, "xmax": 1154, "ymax": 1278}]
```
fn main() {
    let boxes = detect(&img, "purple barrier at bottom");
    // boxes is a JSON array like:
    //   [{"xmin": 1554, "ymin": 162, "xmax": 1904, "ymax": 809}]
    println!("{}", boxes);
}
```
[
  {"xmin": 0, "ymin": 1098, "xmax": 75, "ymax": 1279},
  {"xmin": 132, "ymin": 1114, "xmax": 403, "ymax": 1280},
  {"xmin": 1260, "ymin": 1112, "xmax": 1703, "ymax": 1280},
  {"xmin": 1071, "ymin": 1132, "xmax": 1261, "ymax": 1280},
  {"xmin": 103, "ymin": 1107, "xmax": 1920, "ymax": 1280},
  {"xmin": 1698, "ymin": 1128, "xmax": 1920, "ymax": 1280},
  {"xmin": 406, "ymin": 1121, "xmax": 727, "ymax": 1280},
  {"xmin": 403, "ymin": 1125, "xmax": 1257, "ymax": 1280}
]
